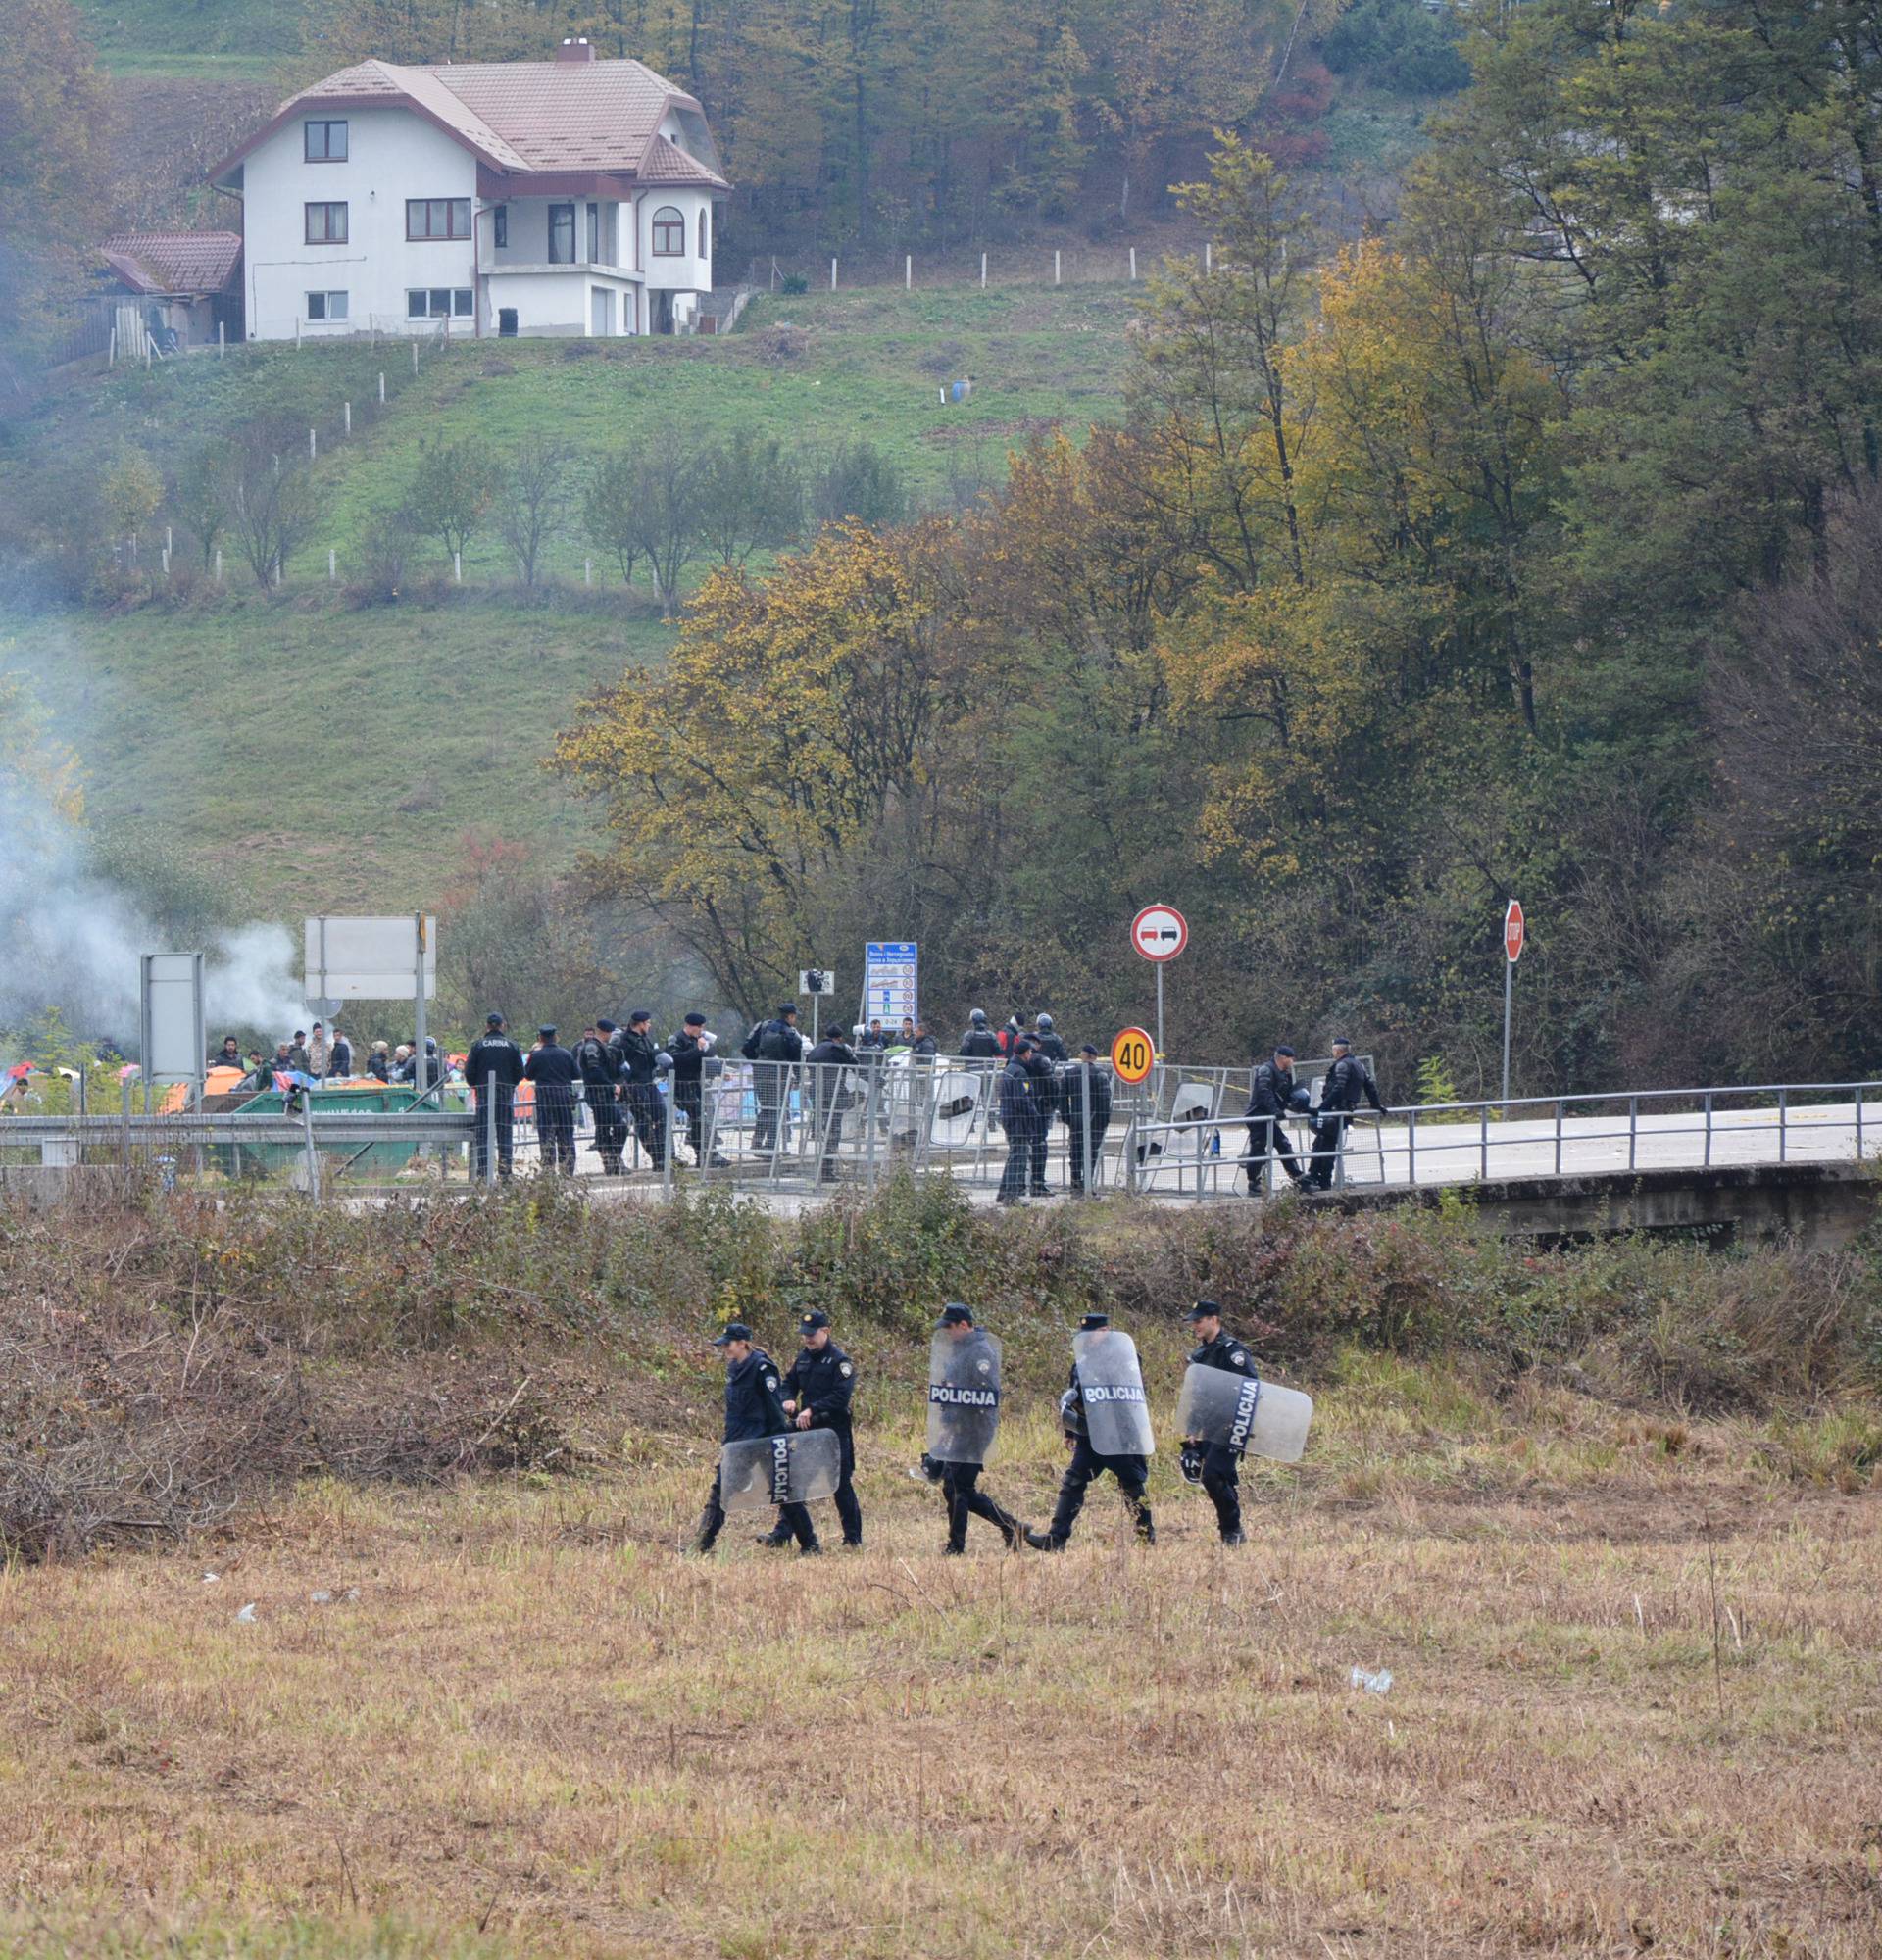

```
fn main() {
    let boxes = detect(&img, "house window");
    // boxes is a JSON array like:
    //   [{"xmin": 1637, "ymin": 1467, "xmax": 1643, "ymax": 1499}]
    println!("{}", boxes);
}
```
[
  {"xmin": 305, "ymin": 120, "xmax": 348, "ymax": 162},
  {"xmin": 587, "ymin": 201, "xmax": 600, "ymax": 264},
  {"xmin": 407, "ymin": 198, "xmax": 471, "ymax": 240},
  {"xmin": 305, "ymin": 290, "xmax": 349, "ymax": 321},
  {"xmin": 549, "ymin": 203, "xmax": 575, "ymax": 264},
  {"xmin": 651, "ymin": 206, "xmax": 684, "ymax": 256},
  {"xmin": 699, "ymin": 207, "xmax": 709, "ymax": 258},
  {"xmin": 493, "ymin": 205, "xmax": 508, "ymax": 249},
  {"xmin": 406, "ymin": 288, "xmax": 473, "ymax": 318},
  {"xmin": 305, "ymin": 201, "xmax": 348, "ymax": 244}
]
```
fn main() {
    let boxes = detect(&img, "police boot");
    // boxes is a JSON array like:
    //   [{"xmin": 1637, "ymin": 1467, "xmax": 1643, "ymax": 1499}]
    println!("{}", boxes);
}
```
[
  {"xmin": 755, "ymin": 1528, "xmax": 793, "ymax": 1548},
  {"xmin": 1022, "ymin": 1528, "xmax": 1056, "ymax": 1550},
  {"xmin": 1135, "ymin": 1506, "xmax": 1156, "ymax": 1545},
  {"xmin": 799, "ymin": 1541, "xmax": 822, "ymax": 1556},
  {"xmin": 692, "ymin": 1515, "xmax": 720, "ymax": 1556},
  {"xmin": 1220, "ymin": 1530, "xmax": 1245, "ymax": 1547}
]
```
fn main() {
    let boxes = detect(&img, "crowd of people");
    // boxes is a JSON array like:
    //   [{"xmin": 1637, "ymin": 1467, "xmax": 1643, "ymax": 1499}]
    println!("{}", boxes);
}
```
[
  {"xmin": 693, "ymin": 1297, "xmax": 1289, "ymax": 1558},
  {"xmin": 207, "ymin": 1004, "xmax": 1386, "ymax": 1196}
]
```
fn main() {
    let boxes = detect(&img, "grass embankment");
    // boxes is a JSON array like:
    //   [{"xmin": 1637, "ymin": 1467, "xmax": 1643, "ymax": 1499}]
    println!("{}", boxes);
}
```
[
  {"xmin": 3, "ymin": 285, "xmax": 1136, "ymax": 908},
  {"xmin": 3, "ymin": 1184, "xmax": 1881, "ymax": 1952}
]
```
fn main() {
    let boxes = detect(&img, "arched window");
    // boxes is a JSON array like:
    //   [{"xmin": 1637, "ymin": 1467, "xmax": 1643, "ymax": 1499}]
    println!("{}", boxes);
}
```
[
  {"xmin": 651, "ymin": 206, "xmax": 684, "ymax": 257},
  {"xmin": 698, "ymin": 207, "xmax": 709, "ymax": 258}
]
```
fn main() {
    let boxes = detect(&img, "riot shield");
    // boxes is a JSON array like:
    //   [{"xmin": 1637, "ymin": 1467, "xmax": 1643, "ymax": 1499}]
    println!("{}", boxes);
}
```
[
  {"xmin": 1072, "ymin": 1327, "xmax": 1156, "ymax": 1457},
  {"xmin": 718, "ymin": 1426, "xmax": 842, "ymax": 1512},
  {"xmin": 1175, "ymin": 1362, "xmax": 1312, "ymax": 1464},
  {"xmin": 926, "ymin": 1329, "xmax": 1003, "ymax": 1464}
]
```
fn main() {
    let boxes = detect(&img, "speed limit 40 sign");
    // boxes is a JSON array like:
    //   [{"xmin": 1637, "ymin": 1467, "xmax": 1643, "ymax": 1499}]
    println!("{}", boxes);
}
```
[{"xmin": 1111, "ymin": 1026, "xmax": 1157, "ymax": 1084}]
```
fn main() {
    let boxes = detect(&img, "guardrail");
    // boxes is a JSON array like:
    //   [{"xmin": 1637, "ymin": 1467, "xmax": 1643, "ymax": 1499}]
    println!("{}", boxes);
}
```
[{"xmin": 2, "ymin": 1069, "xmax": 1874, "ymax": 1204}]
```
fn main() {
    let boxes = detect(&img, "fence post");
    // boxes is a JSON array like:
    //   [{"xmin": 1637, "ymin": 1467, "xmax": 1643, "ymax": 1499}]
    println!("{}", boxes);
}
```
[
  {"xmin": 214, "ymin": 548, "xmax": 222, "ymax": 583},
  {"xmin": 1129, "ymin": 246, "xmax": 1137, "ymax": 281},
  {"xmin": 1054, "ymin": 249, "xmax": 1062, "ymax": 285},
  {"xmin": 413, "ymin": 340, "xmax": 420, "ymax": 374},
  {"xmin": 161, "ymin": 546, "xmax": 170, "ymax": 577},
  {"xmin": 1478, "ymin": 1102, "xmax": 1488, "ymax": 1181},
  {"xmin": 831, "ymin": 256, "xmax": 838, "ymax": 291},
  {"xmin": 302, "ymin": 1093, "xmax": 320, "ymax": 1197},
  {"xmin": 344, "ymin": 401, "xmax": 352, "ymax": 436},
  {"xmin": 295, "ymin": 318, "xmax": 302, "ymax": 350},
  {"xmin": 1205, "ymin": 241, "xmax": 1213, "ymax": 273},
  {"xmin": 309, "ymin": 426, "xmax": 317, "ymax": 462},
  {"xmin": 454, "ymin": 550, "xmax": 462, "ymax": 583},
  {"xmin": 218, "ymin": 320, "xmax": 224, "ymax": 357},
  {"xmin": 483, "ymin": 1071, "xmax": 498, "ymax": 1186},
  {"xmin": 379, "ymin": 371, "xmax": 386, "ymax": 404},
  {"xmin": 980, "ymin": 251, "xmax": 987, "ymax": 289},
  {"xmin": 328, "ymin": 548, "xmax": 336, "ymax": 581},
  {"xmin": 166, "ymin": 524, "xmax": 173, "ymax": 554},
  {"xmin": 1778, "ymin": 1085, "xmax": 1788, "ymax": 1163},
  {"xmin": 906, "ymin": 254, "xmax": 913, "ymax": 290},
  {"xmin": 1704, "ymin": 1090, "xmax": 1713, "ymax": 1167},
  {"xmin": 1628, "ymin": 1095, "xmax": 1639, "ymax": 1171},
  {"xmin": 584, "ymin": 558, "xmax": 592, "ymax": 586},
  {"xmin": 1406, "ymin": 1105, "xmax": 1416, "ymax": 1186},
  {"xmin": 122, "ymin": 1074, "xmax": 131, "ymax": 1168},
  {"xmin": 1857, "ymin": 1084, "xmax": 1864, "ymax": 1165},
  {"xmin": 1555, "ymin": 1099, "xmax": 1563, "ymax": 1176}
]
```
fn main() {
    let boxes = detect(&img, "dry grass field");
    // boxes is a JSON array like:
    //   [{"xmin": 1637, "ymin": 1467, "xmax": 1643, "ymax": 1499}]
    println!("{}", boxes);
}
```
[{"xmin": 5, "ymin": 1361, "xmax": 1881, "ymax": 1960}]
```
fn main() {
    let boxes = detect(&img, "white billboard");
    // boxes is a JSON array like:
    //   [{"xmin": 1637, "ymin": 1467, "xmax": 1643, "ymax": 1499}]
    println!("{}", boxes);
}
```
[
  {"xmin": 140, "ymin": 952, "xmax": 205, "ymax": 1086},
  {"xmin": 304, "ymin": 915, "xmax": 437, "ymax": 1002}
]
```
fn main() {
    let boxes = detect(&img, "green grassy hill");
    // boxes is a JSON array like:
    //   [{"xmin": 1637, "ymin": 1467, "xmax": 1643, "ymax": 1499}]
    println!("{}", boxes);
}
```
[{"xmin": 2, "ymin": 284, "xmax": 1138, "ymax": 913}]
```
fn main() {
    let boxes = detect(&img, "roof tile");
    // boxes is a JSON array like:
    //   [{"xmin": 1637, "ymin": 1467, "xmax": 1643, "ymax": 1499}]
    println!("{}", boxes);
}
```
[{"xmin": 100, "ymin": 230, "xmax": 242, "ymax": 294}]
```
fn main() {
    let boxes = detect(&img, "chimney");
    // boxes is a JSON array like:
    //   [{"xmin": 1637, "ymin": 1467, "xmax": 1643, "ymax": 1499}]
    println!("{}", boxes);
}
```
[{"xmin": 556, "ymin": 37, "xmax": 595, "ymax": 63}]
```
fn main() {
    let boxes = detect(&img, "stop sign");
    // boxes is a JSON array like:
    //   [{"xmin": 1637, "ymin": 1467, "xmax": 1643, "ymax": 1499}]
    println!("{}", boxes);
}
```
[{"xmin": 1504, "ymin": 900, "xmax": 1525, "ymax": 963}]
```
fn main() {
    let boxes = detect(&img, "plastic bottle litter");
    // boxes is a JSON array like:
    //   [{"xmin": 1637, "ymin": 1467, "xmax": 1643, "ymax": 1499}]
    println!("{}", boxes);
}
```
[
  {"xmin": 234, "ymin": 1603, "xmax": 257, "ymax": 1624},
  {"xmin": 1349, "ymin": 1666, "xmax": 1393, "ymax": 1694},
  {"xmin": 201, "ymin": 1572, "xmax": 220, "ymax": 1584},
  {"xmin": 309, "ymin": 1591, "xmax": 333, "ymax": 1605}
]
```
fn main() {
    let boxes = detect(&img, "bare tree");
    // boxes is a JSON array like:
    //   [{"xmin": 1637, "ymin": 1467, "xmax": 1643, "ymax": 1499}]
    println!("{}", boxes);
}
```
[
  {"xmin": 582, "ymin": 450, "xmax": 642, "ymax": 587},
  {"xmin": 217, "ymin": 424, "xmax": 316, "ymax": 590},
  {"xmin": 625, "ymin": 429, "xmax": 706, "ymax": 616},
  {"xmin": 400, "ymin": 435, "xmax": 498, "ymax": 565},
  {"xmin": 496, "ymin": 435, "xmax": 571, "ymax": 587}
]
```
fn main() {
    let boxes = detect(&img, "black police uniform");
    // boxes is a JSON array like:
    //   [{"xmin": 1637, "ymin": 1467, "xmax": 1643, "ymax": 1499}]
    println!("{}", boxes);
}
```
[
  {"xmin": 696, "ymin": 1348, "xmax": 818, "ymax": 1553},
  {"xmin": 1308, "ymin": 1052, "xmax": 1385, "ymax": 1189},
  {"xmin": 616, "ymin": 1025, "xmax": 668, "ymax": 1168},
  {"xmin": 575, "ymin": 1031, "xmax": 626, "ymax": 1173},
  {"xmin": 746, "ymin": 1016, "xmax": 804, "ymax": 1153},
  {"xmin": 1044, "ymin": 1363, "xmax": 1155, "ymax": 1547},
  {"xmin": 1243, "ymin": 1058, "xmax": 1307, "ymax": 1193},
  {"xmin": 669, "ymin": 1026, "xmax": 725, "ymax": 1167},
  {"xmin": 995, "ymin": 1056, "xmax": 1036, "ymax": 1202},
  {"xmin": 524, "ymin": 1035, "xmax": 579, "ymax": 1175},
  {"xmin": 773, "ymin": 1336, "xmax": 862, "ymax": 1545},
  {"xmin": 1033, "ymin": 1028, "xmax": 1069, "ymax": 1063},
  {"xmin": 805, "ymin": 1035, "xmax": 857, "ymax": 1180},
  {"xmin": 959, "ymin": 1024, "xmax": 1003, "ymax": 1060},
  {"xmin": 1186, "ymin": 1328, "xmax": 1260, "ymax": 1543},
  {"xmin": 465, "ymin": 1027, "xmax": 525, "ymax": 1178},
  {"xmin": 1022, "ymin": 1049, "xmax": 1059, "ymax": 1194},
  {"xmin": 1061, "ymin": 1059, "xmax": 1113, "ymax": 1192}
]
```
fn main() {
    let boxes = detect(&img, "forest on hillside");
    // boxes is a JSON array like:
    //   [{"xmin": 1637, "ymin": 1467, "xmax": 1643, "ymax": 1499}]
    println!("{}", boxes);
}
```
[{"xmin": 555, "ymin": 1, "xmax": 1882, "ymax": 1093}]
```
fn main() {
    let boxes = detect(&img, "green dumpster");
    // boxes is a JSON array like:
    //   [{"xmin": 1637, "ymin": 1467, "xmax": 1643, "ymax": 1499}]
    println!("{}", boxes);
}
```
[{"xmin": 225, "ymin": 1082, "xmax": 469, "ymax": 1181}]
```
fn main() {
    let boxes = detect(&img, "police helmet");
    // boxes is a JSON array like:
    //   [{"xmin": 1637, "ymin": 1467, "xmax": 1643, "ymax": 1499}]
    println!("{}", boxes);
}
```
[
  {"xmin": 1289, "ymin": 1087, "xmax": 1312, "ymax": 1112},
  {"xmin": 1037, "ymin": 1013, "xmax": 1054, "ymax": 1030},
  {"xmin": 969, "ymin": 1008, "xmax": 988, "ymax": 1027}
]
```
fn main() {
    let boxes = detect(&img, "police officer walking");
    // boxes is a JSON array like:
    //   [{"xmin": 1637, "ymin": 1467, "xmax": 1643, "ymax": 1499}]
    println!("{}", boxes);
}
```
[
  {"xmin": 804, "ymin": 1026, "xmax": 858, "ymax": 1182},
  {"xmin": 763, "ymin": 1309, "xmax": 863, "ymax": 1548},
  {"xmin": 524, "ymin": 1024, "xmax": 579, "ymax": 1175},
  {"xmin": 1179, "ymin": 1299, "xmax": 1258, "ymax": 1545},
  {"xmin": 1307, "ymin": 1036, "xmax": 1385, "ymax": 1189},
  {"xmin": 995, "ymin": 1038, "xmax": 1039, "ymax": 1203},
  {"xmin": 616, "ymin": 1010, "xmax": 669, "ymax": 1170},
  {"xmin": 744, "ymin": 1004, "xmax": 804, "ymax": 1154},
  {"xmin": 669, "ymin": 1012, "xmax": 728, "ymax": 1168},
  {"xmin": 1062, "ymin": 1044, "xmax": 1113, "ymax": 1194},
  {"xmin": 466, "ymin": 1012, "xmax": 525, "ymax": 1181},
  {"xmin": 926, "ymin": 1304, "xmax": 1039, "ymax": 1555},
  {"xmin": 576, "ymin": 1022, "xmax": 626, "ymax": 1174},
  {"xmin": 1037, "ymin": 1312, "xmax": 1156, "ymax": 1549},
  {"xmin": 1243, "ymin": 1044, "xmax": 1309, "ymax": 1195},
  {"xmin": 692, "ymin": 1322, "xmax": 820, "ymax": 1556}
]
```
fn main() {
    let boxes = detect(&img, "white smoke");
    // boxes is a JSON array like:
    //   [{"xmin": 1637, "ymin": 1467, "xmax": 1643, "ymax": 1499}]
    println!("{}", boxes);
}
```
[{"xmin": 0, "ymin": 753, "xmax": 308, "ymax": 1054}]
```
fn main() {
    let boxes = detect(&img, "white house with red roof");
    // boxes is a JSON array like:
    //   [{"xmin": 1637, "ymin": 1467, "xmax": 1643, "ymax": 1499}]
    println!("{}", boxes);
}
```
[{"xmin": 209, "ymin": 38, "xmax": 729, "ymax": 341}]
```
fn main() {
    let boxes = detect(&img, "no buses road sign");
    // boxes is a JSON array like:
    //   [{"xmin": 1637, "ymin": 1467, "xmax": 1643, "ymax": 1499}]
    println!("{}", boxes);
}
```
[
  {"xmin": 1111, "ymin": 1026, "xmax": 1157, "ymax": 1084},
  {"xmin": 1504, "ymin": 900, "xmax": 1525, "ymax": 963},
  {"xmin": 1131, "ymin": 904, "xmax": 1188, "ymax": 962}
]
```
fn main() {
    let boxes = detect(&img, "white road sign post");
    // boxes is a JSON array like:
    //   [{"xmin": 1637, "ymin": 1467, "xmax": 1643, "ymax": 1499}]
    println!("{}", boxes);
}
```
[
  {"xmin": 139, "ymin": 952, "xmax": 206, "ymax": 1105},
  {"xmin": 1129, "ymin": 904, "xmax": 1188, "ymax": 1058},
  {"xmin": 800, "ymin": 966, "xmax": 835, "ymax": 1044},
  {"xmin": 304, "ymin": 914, "xmax": 437, "ymax": 1097},
  {"xmin": 1501, "ymin": 900, "xmax": 1525, "ymax": 1115}
]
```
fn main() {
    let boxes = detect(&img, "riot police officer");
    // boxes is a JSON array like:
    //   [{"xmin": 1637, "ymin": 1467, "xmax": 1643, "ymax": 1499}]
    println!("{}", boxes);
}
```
[
  {"xmin": 465, "ymin": 1012, "xmax": 525, "ymax": 1180},
  {"xmin": 1179, "ymin": 1298, "xmax": 1258, "ymax": 1544},
  {"xmin": 1307, "ymin": 1036, "xmax": 1385, "ymax": 1189},
  {"xmin": 958, "ymin": 1009, "xmax": 1002, "ymax": 1060},
  {"xmin": 1032, "ymin": 1013, "xmax": 1069, "ymax": 1063},
  {"xmin": 616, "ymin": 1009, "xmax": 669, "ymax": 1170},
  {"xmin": 692, "ymin": 1322, "xmax": 819, "ymax": 1556},
  {"xmin": 764, "ymin": 1309, "xmax": 863, "ymax": 1547},
  {"xmin": 576, "ymin": 1022, "xmax": 626, "ymax": 1174},
  {"xmin": 744, "ymin": 1004, "xmax": 804, "ymax": 1154},
  {"xmin": 804, "ymin": 1028, "xmax": 858, "ymax": 1182},
  {"xmin": 925, "ymin": 1303, "xmax": 1038, "ymax": 1555},
  {"xmin": 1062, "ymin": 1045, "xmax": 1113, "ymax": 1194},
  {"xmin": 524, "ymin": 1024, "xmax": 579, "ymax": 1175},
  {"xmin": 995, "ymin": 1039, "xmax": 1039, "ymax": 1203},
  {"xmin": 1037, "ymin": 1312, "xmax": 1155, "ymax": 1549}
]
